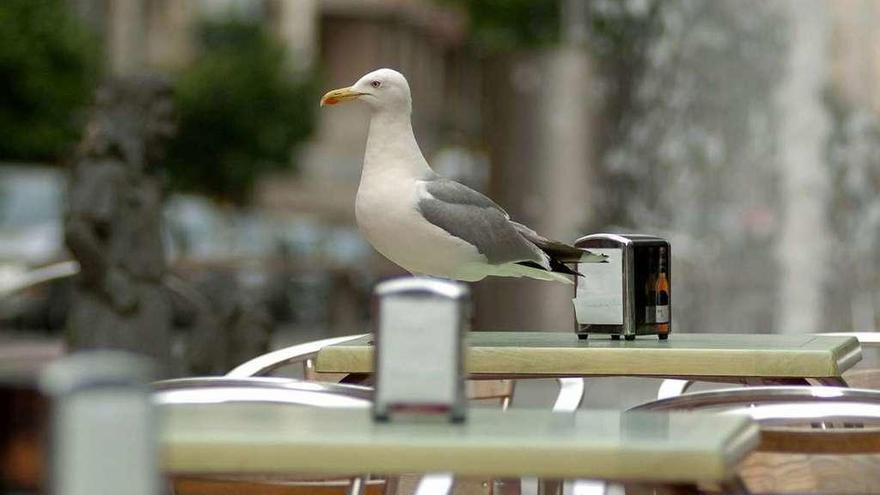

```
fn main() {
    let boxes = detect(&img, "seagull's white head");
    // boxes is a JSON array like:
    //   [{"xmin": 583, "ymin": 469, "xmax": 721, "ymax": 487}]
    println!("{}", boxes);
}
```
[{"xmin": 320, "ymin": 68, "xmax": 411, "ymax": 114}]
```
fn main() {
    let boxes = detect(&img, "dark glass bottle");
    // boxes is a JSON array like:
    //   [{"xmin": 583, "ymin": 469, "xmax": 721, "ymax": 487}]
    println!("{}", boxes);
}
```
[
  {"xmin": 644, "ymin": 249, "xmax": 656, "ymax": 324},
  {"xmin": 655, "ymin": 247, "xmax": 670, "ymax": 335}
]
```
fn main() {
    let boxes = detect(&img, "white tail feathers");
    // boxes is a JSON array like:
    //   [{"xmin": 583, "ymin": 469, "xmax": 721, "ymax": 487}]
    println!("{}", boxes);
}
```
[
  {"xmin": 579, "ymin": 251, "xmax": 609, "ymax": 263},
  {"xmin": 492, "ymin": 262, "xmax": 575, "ymax": 284}
]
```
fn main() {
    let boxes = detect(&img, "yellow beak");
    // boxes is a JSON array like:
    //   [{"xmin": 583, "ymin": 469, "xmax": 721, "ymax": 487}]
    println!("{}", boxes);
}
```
[{"xmin": 320, "ymin": 87, "xmax": 363, "ymax": 107}]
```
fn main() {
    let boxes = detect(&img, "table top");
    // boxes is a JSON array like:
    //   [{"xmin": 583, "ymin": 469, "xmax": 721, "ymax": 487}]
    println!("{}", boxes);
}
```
[
  {"xmin": 820, "ymin": 332, "xmax": 880, "ymax": 348},
  {"xmin": 315, "ymin": 332, "xmax": 861, "ymax": 379},
  {"xmin": 160, "ymin": 404, "xmax": 758, "ymax": 482}
]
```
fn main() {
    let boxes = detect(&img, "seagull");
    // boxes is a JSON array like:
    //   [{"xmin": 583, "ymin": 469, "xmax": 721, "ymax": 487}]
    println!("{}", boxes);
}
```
[{"xmin": 320, "ymin": 68, "xmax": 605, "ymax": 284}]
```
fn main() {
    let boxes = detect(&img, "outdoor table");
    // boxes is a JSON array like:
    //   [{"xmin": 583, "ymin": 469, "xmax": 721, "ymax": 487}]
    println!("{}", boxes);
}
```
[
  {"xmin": 314, "ymin": 332, "xmax": 861, "ymax": 386},
  {"xmin": 160, "ymin": 403, "xmax": 759, "ymax": 490},
  {"xmin": 820, "ymin": 332, "xmax": 880, "ymax": 348}
]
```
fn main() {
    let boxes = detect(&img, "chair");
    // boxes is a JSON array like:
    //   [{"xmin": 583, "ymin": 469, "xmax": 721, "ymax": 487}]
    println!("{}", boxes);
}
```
[
  {"xmin": 630, "ymin": 386, "xmax": 880, "ymax": 493},
  {"xmin": 153, "ymin": 376, "xmax": 373, "ymax": 407},
  {"xmin": 228, "ymin": 335, "xmax": 517, "ymax": 409},
  {"xmin": 169, "ymin": 330, "xmax": 510, "ymax": 495},
  {"xmin": 155, "ymin": 377, "xmax": 387, "ymax": 495},
  {"xmin": 654, "ymin": 331, "xmax": 880, "ymax": 400},
  {"xmin": 228, "ymin": 336, "xmax": 519, "ymax": 495},
  {"xmin": 226, "ymin": 335, "xmax": 367, "ymax": 382}
]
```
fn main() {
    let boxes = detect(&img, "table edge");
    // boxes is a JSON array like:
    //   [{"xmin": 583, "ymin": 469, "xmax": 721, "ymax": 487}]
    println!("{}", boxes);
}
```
[{"xmin": 315, "ymin": 333, "xmax": 863, "ymax": 378}]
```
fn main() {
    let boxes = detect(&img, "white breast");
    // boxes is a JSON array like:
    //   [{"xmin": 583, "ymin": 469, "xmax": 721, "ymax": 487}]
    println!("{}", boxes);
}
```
[
  {"xmin": 354, "ymin": 108, "xmax": 488, "ymax": 280},
  {"xmin": 355, "ymin": 173, "xmax": 486, "ymax": 280}
]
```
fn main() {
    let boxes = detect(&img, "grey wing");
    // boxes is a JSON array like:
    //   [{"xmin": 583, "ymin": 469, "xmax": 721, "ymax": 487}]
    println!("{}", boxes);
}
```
[{"xmin": 417, "ymin": 179, "xmax": 546, "ymax": 266}]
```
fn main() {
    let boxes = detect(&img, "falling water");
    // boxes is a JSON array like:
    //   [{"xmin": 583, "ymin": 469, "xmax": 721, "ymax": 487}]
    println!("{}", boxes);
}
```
[
  {"xmin": 589, "ymin": 0, "xmax": 880, "ymax": 334},
  {"xmin": 592, "ymin": 0, "xmax": 788, "ymax": 333},
  {"xmin": 483, "ymin": 0, "xmax": 869, "ymax": 334},
  {"xmin": 774, "ymin": 0, "xmax": 832, "ymax": 334}
]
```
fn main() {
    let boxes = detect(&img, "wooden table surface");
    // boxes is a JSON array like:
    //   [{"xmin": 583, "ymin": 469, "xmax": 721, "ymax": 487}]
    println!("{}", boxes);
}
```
[
  {"xmin": 161, "ymin": 404, "xmax": 758, "ymax": 482},
  {"xmin": 315, "ymin": 332, "xmax": 861, "ymax": 380}
]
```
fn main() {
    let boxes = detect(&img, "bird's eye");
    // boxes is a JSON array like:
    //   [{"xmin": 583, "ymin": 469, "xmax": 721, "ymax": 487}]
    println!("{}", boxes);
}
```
[{"xmin": 370, "ymin": 80, "xmax": 382, "ymax": 88}]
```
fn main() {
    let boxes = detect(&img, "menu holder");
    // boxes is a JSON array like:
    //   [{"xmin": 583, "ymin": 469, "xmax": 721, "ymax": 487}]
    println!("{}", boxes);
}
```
[
  {"xmin": 373, "ymin": 277, "xmax": 469, "ymax": 423},
  {"xmin": 573, "ymin": 234, "xmax": 671, "ymax": 341}
]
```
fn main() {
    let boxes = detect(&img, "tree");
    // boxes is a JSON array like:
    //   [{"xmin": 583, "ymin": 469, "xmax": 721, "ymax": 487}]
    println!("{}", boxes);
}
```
[
  {"xmin": 165, "ymin": 19, "xmax": 316, "ymax": 203},
  {"xmin": 441, "ymin": 0, "xmax": 559, "ymax": 52},
  {"xmin": 0, "ymin": 0, "xmax": 99, "ymax": 162}
]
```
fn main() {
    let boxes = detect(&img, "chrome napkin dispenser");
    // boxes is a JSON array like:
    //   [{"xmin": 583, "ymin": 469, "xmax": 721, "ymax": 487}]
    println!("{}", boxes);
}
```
[
  {"xmin": 572, "ymin": 234, "xmax": 671, "ymax": 341},
  {"xmin": 373, "ymin": 277, "xmax": 468, "ymax": 423}
]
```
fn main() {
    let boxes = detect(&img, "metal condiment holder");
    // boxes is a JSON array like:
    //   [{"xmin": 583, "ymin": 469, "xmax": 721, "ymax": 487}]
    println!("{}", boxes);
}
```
[
  {"xmin": 572, "ymin": 234, "xmax": 671, "ymax": 341},
  {"xmin": 40, "ymin": 351, "xmax": 158, "ymax": 495},
  {"xmin": 373, "ymin": 277, "xmax": 468, "ymax": 423}
]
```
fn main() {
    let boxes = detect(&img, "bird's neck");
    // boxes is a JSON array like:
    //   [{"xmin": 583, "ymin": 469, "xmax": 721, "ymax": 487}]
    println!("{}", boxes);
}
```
[{"xmin": 363, "ymin": 110, "xmax": 433, "ymax": 182}]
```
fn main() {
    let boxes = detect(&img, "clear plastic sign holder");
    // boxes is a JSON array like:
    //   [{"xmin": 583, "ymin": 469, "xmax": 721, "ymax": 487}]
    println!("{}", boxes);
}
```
[{"xmin": 373, "ymin": 277, "xmax": 469, "ymax": 423}]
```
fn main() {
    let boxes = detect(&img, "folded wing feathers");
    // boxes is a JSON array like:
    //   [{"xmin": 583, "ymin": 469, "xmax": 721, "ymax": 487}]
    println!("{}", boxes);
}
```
[
  {"xmin": 419, "ymin": 178, "xmax": 605, "ymax": 280},
  {"xmin": 511, "ymin": 221, "xmax": 605, "ymax": 263}
]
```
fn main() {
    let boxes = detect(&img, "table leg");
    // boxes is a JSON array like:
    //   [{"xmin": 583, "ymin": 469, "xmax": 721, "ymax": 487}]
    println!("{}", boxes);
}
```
[
  {"xmin": 553, "ymin": 378, "xmax": 585, "ymax": 412},
  {"xmin": 572, "ymin": 479, "xmax": 607, "ymax": 495},
  {"xmin": 494, "ymin": 478, "xmax": 522, "ymax": 495},
  {"xmin": 656, "ymin": 379, "xmax": 693, "ymax": 400},
  {"xmin": 348, "ymin": 476, "xmax": 366, "ymax": 495},
  {"xmin": 537, "ymin": 479, "xmax": 563, "ymax": 495},
  {"xmin": 415, "ymin": 473, "xmax": 454, "ymax": 495},
  {"xmin": 719, "ymin": 475, "xmax": 749, "ymax": 495},
  {"xmin": 383, "ymin": 476, "xmax": 400, "ymax": 495}
]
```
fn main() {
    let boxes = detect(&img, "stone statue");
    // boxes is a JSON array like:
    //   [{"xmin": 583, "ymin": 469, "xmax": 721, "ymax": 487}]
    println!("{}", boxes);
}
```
[
  {"xmin": 185, "ymin": 271, "xmax": 273, "ymax": 375},
  {"xmin": 65, "ymin": 76, "xmax": 177, "ymax": 374}
]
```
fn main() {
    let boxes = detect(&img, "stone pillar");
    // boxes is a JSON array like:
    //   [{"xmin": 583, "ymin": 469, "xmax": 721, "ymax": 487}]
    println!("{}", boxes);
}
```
[
  {"xmin": 775, "ymin": 0, "xmax": 832, "ymax": 333},
  {"xmin": 533, "ymin": 46, "xmax": 596, "ymax": 331},
  {"xmin": 145, "ymin": 0, "xmax": 194, "ymax": 71},
  {"xmin": 271, "ymin": 0, "xmax": 319, "ymax": 73},
  {"xmin": 475, "ymin": 47, "xmax": 597, "ymax": 332},
  {"xmin": 107, "ymin": 0, "xmax": 147, "ymax": 75}
]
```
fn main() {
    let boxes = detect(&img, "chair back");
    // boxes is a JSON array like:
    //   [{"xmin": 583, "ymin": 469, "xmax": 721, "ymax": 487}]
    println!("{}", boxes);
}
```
[
  {"xmin": 216, "ymin": 336, "xmax": 508, "ymax": 495},
  {"xmin": 154, "ymin": 377, "xmax": 378, "ymax": 495},
  {"xmin": 226, "ymin": 335, "xmax": 367, "ymax": 379},
  {"xmin": 630, "ymin": 386, "xmax": 880, "ymax": 493},
  {"xmin": 171, "ymin": 476, "xmax": 387, "ymax": 495},
  {"xmin": 154, "ymin": 377, "xmax": 372, "ymax": 407},
  {"xmin": 228, "ymin": 337, "xmax": 516, "ymax": 409}
]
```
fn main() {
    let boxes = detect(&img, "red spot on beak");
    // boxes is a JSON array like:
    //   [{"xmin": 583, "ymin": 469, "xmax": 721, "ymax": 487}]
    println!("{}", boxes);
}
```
[{"xmin": 324, "ymin": 97, "xmax": 339, "ymax": 105}]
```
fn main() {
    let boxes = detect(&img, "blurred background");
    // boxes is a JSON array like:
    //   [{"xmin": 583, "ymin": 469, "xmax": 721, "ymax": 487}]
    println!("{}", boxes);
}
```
[{"xmin": 2, "ymin": 0, "xmax": 880, "ymax": 373}]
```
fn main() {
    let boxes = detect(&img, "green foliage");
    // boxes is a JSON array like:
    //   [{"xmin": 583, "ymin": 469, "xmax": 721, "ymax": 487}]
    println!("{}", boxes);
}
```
[
  {"xmin": 441, "ymin": 0, "xmax": 658, "ymax": 55},
  {"xmin": 442, "ymin": 0, "xmax": 560, "ymax": 52},
  {"xmin": 587, "ymin": 1, "xmax": 664, "ymax": 61},
  {"xmin": 166, "ymin": 19, "xmax": 315, "ymax": 203},
  {"xmin": 0, "ymin": 0, "xmax": 99, "ymax": 162}
]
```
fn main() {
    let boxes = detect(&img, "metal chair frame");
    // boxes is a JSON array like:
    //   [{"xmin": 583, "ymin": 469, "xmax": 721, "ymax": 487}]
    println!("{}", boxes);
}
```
[
  {"xmin": 154, "ymin": 376, "xmax": 377, "ymax": 495},
  {"xmin": 226, "ymin": 335, "xmax": 368, "ymax": 379},
  {"xmin": 227, "ymin": 336, "xmax": 599, "ymax": 495},
  {"xmin": 224, "ymin": 336, "xmax": 457, "ymax": 495},
  {"xmin": 631, "ymin": 386, "xmax": 880, "ymax": 454},
  {"xmin": 628, "ymin": 385, "xmax": 880, "ymax": 494},
  {"xmin": 154, "ymin": 377, "xmax": 373, "ymax": 407},
  {"xmin": 653, "ymin": 331, "xmax": 880, "ymax": 401}
]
